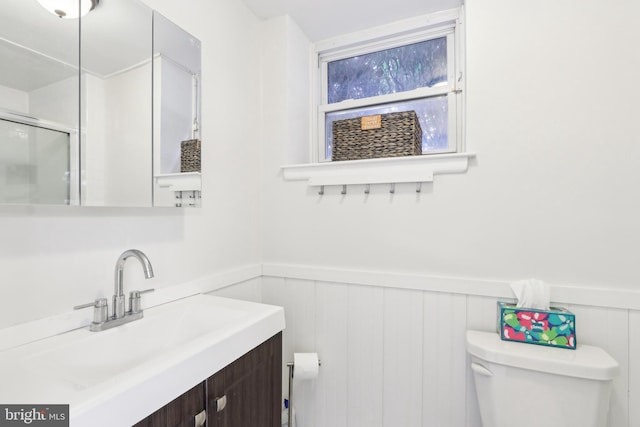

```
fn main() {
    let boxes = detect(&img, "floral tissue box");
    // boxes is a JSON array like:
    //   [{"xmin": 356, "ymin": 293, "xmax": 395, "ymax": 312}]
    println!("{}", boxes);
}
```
[{"xmin": 497, "ymin": 302, "xmax": 576, "ymax": 350}]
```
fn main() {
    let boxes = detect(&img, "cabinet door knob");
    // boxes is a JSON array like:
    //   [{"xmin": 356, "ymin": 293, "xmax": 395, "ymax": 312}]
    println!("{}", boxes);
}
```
[
  {"xmin": 213, "ymin": 395, "xmax": 227, "ymax": 413},
  {"xmin": 194, "ymin": 409, "xmax": 206, "ymax": 427}
]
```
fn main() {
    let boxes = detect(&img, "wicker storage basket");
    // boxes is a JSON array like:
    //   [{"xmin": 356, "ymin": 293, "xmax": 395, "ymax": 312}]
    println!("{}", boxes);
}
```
[
  {"xmin": 180, "ymin": 139, "xmax": 201, "ymax": 172},
  {"xmin": 332, "ymin": 111, "xmax": 422, "ymax": 161}
]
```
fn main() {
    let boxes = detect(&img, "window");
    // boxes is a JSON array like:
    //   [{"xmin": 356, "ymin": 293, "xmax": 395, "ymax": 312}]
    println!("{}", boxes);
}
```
[{"xmin": 315, "ymin": 8, "xmax": 464, "ymax": 162}]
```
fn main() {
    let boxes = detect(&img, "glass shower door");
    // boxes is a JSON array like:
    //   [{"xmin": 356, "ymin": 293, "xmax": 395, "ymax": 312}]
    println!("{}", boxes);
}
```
[{"xmin": 0, "ymin": 118, "xmax": 71, "ymax": 205}]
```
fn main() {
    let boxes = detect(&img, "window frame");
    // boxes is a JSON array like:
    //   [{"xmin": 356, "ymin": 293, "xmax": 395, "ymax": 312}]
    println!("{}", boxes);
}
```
[{"xmin": 312, "ymin": 7, "xmax": 465, "ymax": 163}]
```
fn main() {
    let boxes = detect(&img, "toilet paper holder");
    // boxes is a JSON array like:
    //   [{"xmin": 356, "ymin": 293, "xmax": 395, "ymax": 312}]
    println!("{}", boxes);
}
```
[{"xmin": 286, "ymin": 355, "xmax": 321, "ymax": 427}]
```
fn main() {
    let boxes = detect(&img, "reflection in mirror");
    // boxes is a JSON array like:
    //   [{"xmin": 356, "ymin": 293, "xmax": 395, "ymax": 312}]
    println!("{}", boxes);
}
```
[
  {"xmin": 81, "ymin": 0, "xmax": 153, "ymax": 207},
  {"xmin": 0, "ymin": 1, "xmax": 80, "ymax": 205},
  {"xmin": 0, "ymin": 115, "xmax": 72, "ymax": 204},
  {"xmin": 152, "ymin": 12, "xmax": 202, "ymax": 208}
]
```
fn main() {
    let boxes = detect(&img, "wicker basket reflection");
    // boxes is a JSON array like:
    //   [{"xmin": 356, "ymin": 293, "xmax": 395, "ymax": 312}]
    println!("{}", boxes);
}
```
[{"xmin": 181, "ymin": 139, "xmax": 201, "ymax": 172}]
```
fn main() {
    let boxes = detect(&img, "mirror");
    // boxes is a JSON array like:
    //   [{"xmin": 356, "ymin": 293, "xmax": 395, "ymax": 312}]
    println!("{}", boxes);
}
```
[
  {"xmin": 152, "ymin": 12, "xmax": 202, "ymax": 208},
  {"xmin": 0, "ymin": 0, "xmax": 201, "ymax": 208},
  {"xmin": 81, "ymin": 0, "xmax": 153, "ymax": 207},
  {"xmin": 0, "ymin": 0, "xmax": 80, "ymax": 205}
]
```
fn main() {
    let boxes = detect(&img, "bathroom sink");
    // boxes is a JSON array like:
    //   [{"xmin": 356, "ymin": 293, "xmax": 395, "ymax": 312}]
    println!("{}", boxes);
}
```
[
  {"xmin": 0, "ymin": 293, "xmax": 285, "ymax": 427},
  {"xmin": 27, "ymin": 295, "xmax": 247, "ymax": 389}
]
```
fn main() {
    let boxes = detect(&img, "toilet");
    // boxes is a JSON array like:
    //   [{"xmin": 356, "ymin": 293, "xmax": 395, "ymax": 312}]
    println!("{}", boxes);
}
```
[{"xmin": 466, "ymin": 330, "xmax": 619, "ymax": 427}]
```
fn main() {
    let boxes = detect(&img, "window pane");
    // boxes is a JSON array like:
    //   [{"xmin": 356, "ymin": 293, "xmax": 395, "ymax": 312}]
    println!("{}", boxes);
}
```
[
  {"xmin": 325, "ymin": 96, "xmax": 448, "ymax": 160},
  {"xmin": 327, "ymin": 37, "xmax": 447, "ymax": 104}
]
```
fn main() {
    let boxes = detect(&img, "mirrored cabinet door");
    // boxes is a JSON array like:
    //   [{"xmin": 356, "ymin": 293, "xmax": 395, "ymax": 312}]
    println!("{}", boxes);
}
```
[
  {"xmin": 0, "ymin": 1, "xmax": 80, "ymax": 205},
  {"xmin": 80, "ymin": 0, "xmax": 153, "ymax": 207},
  {"xmin": 153, "ymin": 11, "xmax": 202, "ymax": 208}
]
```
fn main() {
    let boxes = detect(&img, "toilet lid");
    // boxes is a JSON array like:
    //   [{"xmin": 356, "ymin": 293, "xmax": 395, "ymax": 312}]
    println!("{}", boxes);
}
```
[{"xmin": 466, "ymin": 330, "xmax": 619, "ymax": 380}]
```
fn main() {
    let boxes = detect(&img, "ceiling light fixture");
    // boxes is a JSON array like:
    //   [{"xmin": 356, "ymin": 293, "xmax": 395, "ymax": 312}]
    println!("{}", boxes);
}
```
[{"xmin": 36, "ymin": 0, "xmax": 100, "ymax": 19}]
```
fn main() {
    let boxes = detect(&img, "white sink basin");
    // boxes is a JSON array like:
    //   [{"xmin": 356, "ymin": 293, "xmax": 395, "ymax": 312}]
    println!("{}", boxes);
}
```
[
  {"xmin": 27, "ymin": 296, "xmax": 247, "ymax": 389},
  {"xmin": 0, "ymin": 294, "xmax": 285, "ymax": 427}
]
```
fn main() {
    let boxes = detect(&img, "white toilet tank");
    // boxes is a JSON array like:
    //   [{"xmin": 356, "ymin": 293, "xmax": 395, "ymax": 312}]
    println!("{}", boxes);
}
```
[{"xmin": 466, "ymin": 330, "xmax": 619, "ymax": 427}]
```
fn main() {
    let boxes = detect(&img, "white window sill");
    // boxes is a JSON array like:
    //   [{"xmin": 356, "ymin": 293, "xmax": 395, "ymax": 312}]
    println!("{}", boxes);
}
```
[{"xmin": 281, "ymin": 152, "xmax": 475, "ymax": 187}]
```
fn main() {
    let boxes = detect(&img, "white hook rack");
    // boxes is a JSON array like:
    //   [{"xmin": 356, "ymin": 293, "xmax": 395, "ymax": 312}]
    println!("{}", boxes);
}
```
[{"xmin": 315, "ymin": 180, "xmax": 428, "ymax": 196}]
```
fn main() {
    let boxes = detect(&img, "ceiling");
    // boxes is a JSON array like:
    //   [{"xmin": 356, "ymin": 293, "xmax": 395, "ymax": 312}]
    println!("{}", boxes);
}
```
[{"xmin": 241, "ymin": 0, "xmax": 463, "ymax": 41}]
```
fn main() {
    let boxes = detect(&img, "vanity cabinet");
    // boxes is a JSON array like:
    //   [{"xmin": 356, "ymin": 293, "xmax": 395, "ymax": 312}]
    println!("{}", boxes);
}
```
[
  {"xmin": 132, "ymin": 383, "xmax": 206, "ymax": 427},
  {"xmin": 207, "ymin": 332, "xmax": 282, "ymax": 427},
  {"xmin": 133, "ymin": 332, "xmax": 282, "ymax": 427}
]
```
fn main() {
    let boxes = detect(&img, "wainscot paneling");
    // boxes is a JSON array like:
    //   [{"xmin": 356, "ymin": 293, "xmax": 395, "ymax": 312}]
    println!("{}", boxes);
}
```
[
  {"xmin": 384, "ymin": 288, "xmax": 422, "ymax": 427},
  {"xmin": 253, "ymin": 267, "xmax": 639, "ymax": 427},
  {"xmin": 347, "ymin": 284, "xmax": 384, "ymax": 427},
  {"xmin": 567, "ymin": 305, "xmax": 630, "ymax": 427},
  {"xmin": 315, "ymin": 282, "xmax": 349, "ymax": 427},
  {"xmin": 208, "ymin": 276, "xmax": 262, "ymax": 302}
]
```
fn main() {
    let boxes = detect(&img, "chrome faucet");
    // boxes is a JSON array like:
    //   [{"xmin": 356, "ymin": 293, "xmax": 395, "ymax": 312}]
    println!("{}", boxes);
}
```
[
  {"xmin": 114, "ymin": 249, "xmax": 154, "ymax": 319},
  {"xmin": 74, "ymin": 249, "xmax": 155, "ymax": 331}
]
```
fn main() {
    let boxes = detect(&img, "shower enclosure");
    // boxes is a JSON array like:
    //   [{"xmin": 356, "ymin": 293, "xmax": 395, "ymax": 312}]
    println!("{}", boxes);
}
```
[{"xmin": 0, "ymin": 113, "xmax": 76, "ymax": 205}]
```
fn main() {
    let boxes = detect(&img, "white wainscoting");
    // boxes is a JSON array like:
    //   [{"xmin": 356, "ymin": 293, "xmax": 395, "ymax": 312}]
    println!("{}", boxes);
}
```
[{"xmin": 238, "ymin": 265, "xmax": 640, "ymax": 427}]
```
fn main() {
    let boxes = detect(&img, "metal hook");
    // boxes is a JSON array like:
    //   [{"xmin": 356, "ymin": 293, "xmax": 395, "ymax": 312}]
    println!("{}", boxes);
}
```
[
  {"xmin": 318, "ymin": 185, "xmax": 324, "ymax": 195},
  {"xmin": 364, "ymin": 184, "xmax": 370, "ymax": 194},
  {"xmin": 341, "ymin": 185, "xmax": 347, "ymax": 195},
  {"xmin": 416, "ymin": 182, "xmax": 422, "ymax": 193},
  {"xmin": 389, "ymin": 183, "xmax": 395, "ymax": 194}
]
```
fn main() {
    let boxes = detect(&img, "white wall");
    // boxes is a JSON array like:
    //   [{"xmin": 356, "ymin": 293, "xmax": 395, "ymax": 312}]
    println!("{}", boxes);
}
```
[
  {"xmin": 260, "ymin": 0, "xmax": 640, "ymax": 292},
  {"xmin": 82, "ymin": 73, "xmax": 107, "ymax": 205},
  {"xmin": 0, "ymin": 0, "xmax": 263, "ymax": 328},
  {"xmin": 0, "ymin": 85, "xmax": 28, "ymax": 112},
  {"xmin": 29, "ymin": 76, "xmax": 78, "ymax": 127},
  {"xmin": 257, "ymin": 0, "xmax": 640, "ymax": 426},
  {"xmin": 102, "ymin": 63, "xmax": 153, "ymax": 207},
  {"xmin": 156, "ymin": 56, "xmax": 195, "ymax": 175}
]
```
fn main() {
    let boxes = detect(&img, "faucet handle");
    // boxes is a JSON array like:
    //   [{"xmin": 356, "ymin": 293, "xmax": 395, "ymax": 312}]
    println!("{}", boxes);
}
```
[
  {"xmin": 73, "ymin": 302, "xmax": 96, "ymax": 310},
  {"xmin": 129, "ymin": 288, "xmax": 155, "ymax": 298},
  {"xmin": 74, "ymin": 298, "xmax": 108, "ymax": 325},
  {"xmin": 128, "ymin": 288, "xmax": 154, "ymax": 314}
]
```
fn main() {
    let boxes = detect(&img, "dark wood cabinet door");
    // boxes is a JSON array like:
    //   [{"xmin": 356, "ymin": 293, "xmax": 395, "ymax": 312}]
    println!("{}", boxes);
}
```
[
  {"xmin": 132, "ymin": 382, "xmax": 206, "ymax": 427},
  {"xmin": 132, "ymin": 332, "xmax": 282, "ymax": 427},
  {"xmin": 207, "ymin": 332, "xmax": 282, "ymax": 427}
]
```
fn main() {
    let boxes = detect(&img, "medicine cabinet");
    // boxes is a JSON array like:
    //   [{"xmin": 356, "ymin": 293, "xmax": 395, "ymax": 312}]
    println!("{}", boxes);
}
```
[{"xmin": 0, "ymin": 0, "xmax": 201, "ymax": 207}]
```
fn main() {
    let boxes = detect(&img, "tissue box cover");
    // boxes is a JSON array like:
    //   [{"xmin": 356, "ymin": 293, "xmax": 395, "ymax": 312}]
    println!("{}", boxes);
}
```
[{"xmin": 497, "ymin": 302, "xmax": 576, "ymax": 350}]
